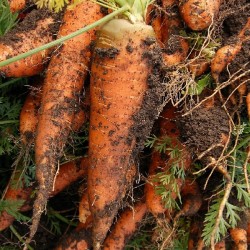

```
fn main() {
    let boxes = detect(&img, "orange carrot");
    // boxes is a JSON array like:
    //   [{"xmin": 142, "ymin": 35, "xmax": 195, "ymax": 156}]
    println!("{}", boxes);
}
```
[
  {"xmin": 174, "ymin": 179, "xmax": 202, "ymax": 219},
  {"xmin": 179, "ymin": 0, "xmax": 221, "ymax": 31},
  {"xmin": 161, "ymin": 10, "xmax": 189, "ymax": 66},
  {"xmin": 215, "ymin": 240, "xmax": 226, "ymax": 250},
  {"xmin": 0, "ymin": 9, "xmax": 61, "ymax": 77},
  {"xmin": 103, "ymin": 201, "xmax": 148, "ymax": 250},
  {"xmin": 8, "ymin": 0, "xmax": 26, "ymax": 13},
  {"xmin": 188, "ymin": 51, "xmax": 210, "ymax": 77},
  {"xmin": 25, "ymin": 1, "xmax": 103, "ymax": 245},
  {"xmin": 19, "ymin": 82, "xmax": 42, "ymax": 146},
  {"xmin": 230, "ymin": 228, "xmax": 248, "ymax": 250},
  {"xmin": 87, "ymin": 3, "xmax": 165, "ymax": 247},
  {"xmin": 211, "ymin": 17, "xmax": 250, "ymax": 82},
  {"xmin": 161, "ymin": 0, "xmax": 177, "ymax": 9},
  {"xmin": 0, "ymin": 157, "xmax": 88, "ymax": 232},
  {"xmin": 246, "ymin": 93, "xmax": 250, "ymax": 119},
  {"xmin": 145, "ymin": 104, "xmax": 191, "ymax": 218},
  {"xmin": 79, "ymin": 191, "xmax": 92, "ymax": 225},
  {"xmin": 54, "ymin": 229, "xmax": 92, "ymax": 250}
]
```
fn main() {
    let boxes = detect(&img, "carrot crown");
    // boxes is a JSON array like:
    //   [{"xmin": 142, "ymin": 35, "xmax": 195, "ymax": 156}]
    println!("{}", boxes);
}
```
[{"xmin": 95, "ymin": 0, "xmax": 154, "ymax": 23}]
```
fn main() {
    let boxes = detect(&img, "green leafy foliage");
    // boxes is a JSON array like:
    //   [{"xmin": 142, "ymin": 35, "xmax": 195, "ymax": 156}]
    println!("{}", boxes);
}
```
[
  {"xmin": 0, "ymin": 199, "xmax": 30, "ymax": 222},
  {"xmin": 188, "ymin": 73, "xmax": 213, "ymax": 95},
  {"xmin": 145, "ymin": 135, "xmax": 186, "ymax": 210},
  {"xmin": 0, "ymin": 0, "xmax": 18, "ymax": 36}
]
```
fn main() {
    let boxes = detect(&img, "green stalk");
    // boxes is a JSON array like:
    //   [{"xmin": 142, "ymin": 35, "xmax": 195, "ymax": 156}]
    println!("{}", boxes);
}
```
[
  {"xmin": 0, "ymin": 120, "xmax": 19, "ymax": 125},
  {"xmin": 0, "ymin": 78, "xmax": 23, "ymax": 89},
  {"xmin": 10, "ymin": 225, "xmax": 34, "ymax": 250},
  {"xmin": 0, "ymin": 5, "xmax": 129, "ymax": 68}
]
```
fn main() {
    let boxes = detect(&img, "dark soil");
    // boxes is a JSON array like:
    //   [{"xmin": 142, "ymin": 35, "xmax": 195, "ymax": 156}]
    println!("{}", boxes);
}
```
[{"xmin": 178, "ymin": 102, "xmax": 230, "ymax": 163}]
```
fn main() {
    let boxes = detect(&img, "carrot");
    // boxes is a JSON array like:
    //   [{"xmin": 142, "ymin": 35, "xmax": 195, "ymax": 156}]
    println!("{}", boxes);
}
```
[
  {"xmin": 230, "ymin": 228, "xmax": 248, "ymax": 250},
  {"xmin": 54, "ymin": 229, "xmax": 92, "ymax": 250},
  {"xmin": 214, "ymin": 240, "xmax": 226, "ymax": 250},
  {"xmin": 161, "ymin": 10, "xmax": 189, "ymax": 66},
  {"xmin": 0, "ymin": 157, "xmax": 88, "ymax": 232},
  {"xmin": 8, "ymin": 0, "xmax": 26, "ymax": 13},
  {"xmin": 145, "ymin": 104, "xmax": 191, "ymax": 218},
  {"xmin": 24, "ymin": 1, "xmax": 103, "ymax": 246},
  {"xmin": 19, "ymin": 81, "xmax": 42, "ymax": 146},
  {"xmin": 188, "ymin": 51, "xmax": 210, "ymax": 77},
  {"xmin": 179, "ymin": 0, "xmax": 221, "ymax": 31},
  {"xmin": 103, "ymin": 201, "xmax": 148, "ymax": 250},
  {"xmin": 0, "ymin": 9, "xmax": 61, "ymax": 77},
  {"xmin": 161, "ymin": 0, "xmax": 177, "ymax": 9},
  {"xmin": 174, "ymin": 179, "xmax": 202, "ymax": 219},
  {"xmin": 211, "ymin": 17, "xmax": 250, "ymax": 82},
  {"xmin": 79, "ymin": 191, "xmax": 92, "ymax": 225},
  {"xmin": 87, "ymin": 2, "xmax": 165, "ymax": 248},
  {"xmin": 246, "ymin": 92, "xmax": 250, "ymax": 119}
]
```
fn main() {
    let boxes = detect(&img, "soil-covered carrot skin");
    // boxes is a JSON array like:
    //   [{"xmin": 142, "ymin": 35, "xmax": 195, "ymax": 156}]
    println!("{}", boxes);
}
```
[
  {"xmin": 188, "ymin": 52, "xmax": 210, "ymax": 77},
  {"xmin": 79, "ymin": 191, "xmax": 91, "ymax": 224},
  {"xmin": 88, "ymin": 18, "xmax": 165, "ymax": 249},
  {"xmin": 54, "ymin": 229, "xmax": 92, "ymax": 250},
  {"xmin": 20, "ymin": 84, "xmax": 42, "ymax": 145},
  {"xmin": 26, "ymin": 1, "xmax": 103, "ymax": 245},
  {"xmin": 246, "ymin": 93, "xmax": 250, "ymax": 119},
  {"xmin": 179, "ymin": 0, "xmax": 221, "ymax": 31},
  {"xmin": 103, "ymin": 201, "xmax": 147, "ymax": 250},
  {"xmin": 0, "ymin": 9, "xmax": 61, "ymax": 77}
]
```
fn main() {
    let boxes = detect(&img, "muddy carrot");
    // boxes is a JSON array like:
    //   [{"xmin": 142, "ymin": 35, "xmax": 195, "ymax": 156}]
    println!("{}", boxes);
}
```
[
  {"xmin": 25, "ymin": 1, "xmax": 103, "ymax": 246},
  {"xmin": 0, "ymin": 9, "xmax": 61, "ymax": 77},
  {"xmin": 87, "ymin": 1, "xmax": 165, "ymax": 248},
  {"xmin": 103, "ymin": 201, "xmax": 148, "ymax": 250}
]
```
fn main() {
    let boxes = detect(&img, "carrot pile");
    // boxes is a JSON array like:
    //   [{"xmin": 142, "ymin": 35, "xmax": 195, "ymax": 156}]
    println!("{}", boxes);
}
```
[{"xmin": 1, "ymin": 0, "xmax": 250, "ymax": 249}]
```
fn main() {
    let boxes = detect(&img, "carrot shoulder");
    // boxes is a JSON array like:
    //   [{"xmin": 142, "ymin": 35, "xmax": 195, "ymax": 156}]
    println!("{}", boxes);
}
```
[
  {"xmin": 25, "ymin": 1, "xmax": 103, "ymax": 245},
  {"xmin": 0, "ymin": 9, "xmax": 61, "ymax": 77},
  {"xmin": 88, "ymin": 16, "xmax": 165, "ymax": 249}
]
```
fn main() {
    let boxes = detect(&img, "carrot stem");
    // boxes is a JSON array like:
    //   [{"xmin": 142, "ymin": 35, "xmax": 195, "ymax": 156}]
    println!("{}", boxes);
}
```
[
  {"xmin": 0, "ymin": 5, "xmax": 129, "ymax": 68},
  {"xmin": 0, "ymin": 78, "xmax": 24, "ymax": 89},
  {"xmin": 10, "ymin": 225, "xmax": 34, "ymax": 250},
  {"xmin": 0, "ymin": 120, "xmax": 19, "ymax": 125}
]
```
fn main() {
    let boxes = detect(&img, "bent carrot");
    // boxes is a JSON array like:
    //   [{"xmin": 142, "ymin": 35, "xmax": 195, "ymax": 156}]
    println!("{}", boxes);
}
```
[
  {"xmin": 88, "ymin": 2, "xmax": 165, "ymax": 248},
  {"xmin": 103, "ymin": 201, "xmax": 148, "ymax": 250},
  {"xmin": 0, "ymin": 157, "xmax": 88, "ymax": 232},
  {"xmin": 25, "ymin": 1, "xmax": 103, "ymax": 245},
  {"xmin": 179, "ymin": 0, "xmax": 221, "ymax": 31},
  {"xmin": 0, "ymin": 9, "xmax": 61, "ymax": 77}
]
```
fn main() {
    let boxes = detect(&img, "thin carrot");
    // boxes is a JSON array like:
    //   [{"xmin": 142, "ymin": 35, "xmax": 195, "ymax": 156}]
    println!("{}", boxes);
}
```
[
  {"xmin": 19, "ymin": 81, "xmax": 42, "ymax": 146},
  {"xmin": 174, "ymin": 179, "xmax": 202, "ymax": 219},
  {"xmin": 103, "ymin": 201, "xmax": 148, "ymax": 250},
  {"xmin": 246, "ymin": 92, "xmax": 250, "ymax": 119},
  {"xmin": 145, "ymin": 104, "xmax": 191, "ymax": 218},
  {"xmin": 179, "ymin": 0, "xmax": 221, "ymax": 31},
  {"xmin": 25, "ymin": 1, "xmax": 103, "ymax": 246},
  {"xmin": 87, "ymin": 1, "xmax": 165, "ymax": 248},
  {"xmin": 0, "ymin": 157, "xmax": 88, "ymax": 232},
  {"xmin": 0, "ymin": 9, "xmax": 61, "ymax": 77}
]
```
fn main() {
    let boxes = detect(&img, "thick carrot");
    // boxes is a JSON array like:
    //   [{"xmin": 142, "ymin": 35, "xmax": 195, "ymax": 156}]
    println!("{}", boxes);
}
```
[
  {"xmin": 0, "ymin": 9, "xmax": 61, "ymax": 77},
  {"xmin": 179, "ymin": 0, "xmax": 221, "ymax": 31},
  {"xmin": 103, "ymin": 201, "xmax": 148, "ymax": 250},
  {"xmin": 88, "ymin": 1, "xmax": 165, "ymax": 247},
  {"xmin": 25, "ymin": 1, "xmax": 103, "ymax": 245},
  {"xmin": 0, "ymin": 157, "xmax": 88, "ymax": 232}
]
